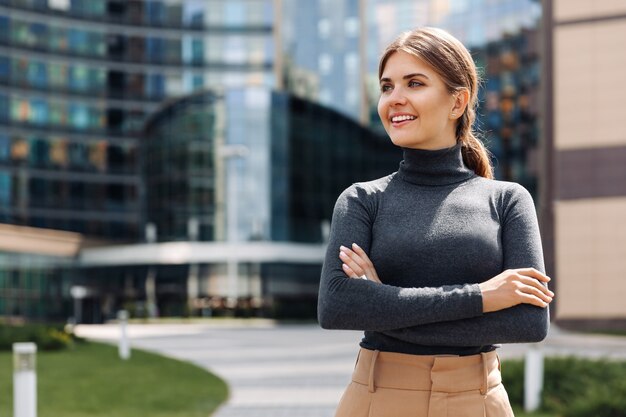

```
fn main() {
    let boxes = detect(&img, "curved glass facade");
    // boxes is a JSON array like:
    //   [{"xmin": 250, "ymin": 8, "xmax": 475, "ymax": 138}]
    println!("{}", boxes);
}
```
[
  {"xmin": 144, "ymin": 88, "xmax": 400, "ymax": 243},
  {"xmin": 0, "ymin": 0, "xmax": 275, "ymax": 240},
  {"xmin": 143, "ymin": 91, "xmax": 220, "ymax": 242},
  {"xmin": 273, "ymin": 93, "xmax": 400, "ymax": 242}
]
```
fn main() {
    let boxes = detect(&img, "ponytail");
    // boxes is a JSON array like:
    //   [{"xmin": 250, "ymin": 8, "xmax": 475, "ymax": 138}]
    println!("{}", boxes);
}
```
[
  {"xmin": 456, "ymin": 96, "xmax": 493, "ymax": 179},
  {"xmin": 461, "ymin": 133, "xmax": 493, "ymax": 179}
]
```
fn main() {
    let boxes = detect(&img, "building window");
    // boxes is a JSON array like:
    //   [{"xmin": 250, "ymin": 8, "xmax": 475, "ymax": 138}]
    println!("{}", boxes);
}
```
[
  {"xmin": 146, "ymin": 72, "xmax": 165, "ymax": 99},
  {"xmin": 49, "ymin": 138, "xmax": 68, "ymax": 167},
  {"xmin": 11, "ymin": 137, "xmax": 29, "ymax": 161},
  {"xmin": 318, "ymin": 19, "xmax": 331, "ymax": 39},
  {"xmin": 68, "ymin": 142, "xmax": 87, "ymax": 169},
  {"xmin": 11, "ymin": 97, "xmax": 30, "ymax": 123},
  {"xmin": 192, "ymin": 38, "xmax": 204, "ymax": 64},
  {"xmin": 319, "ymin": 54, "xmax": 333, "ymax": 74},
  {"xmin": 27, "ymin": 61, "xmax": 47, "ymax": 88},
  {"xmin": 49, "ymin": 101, "xmax": 66, "ymax": 126},
  {"xmin": 0, "ymin": 16, "xmax": 9, "ymax": 42},
  {"xmin": 164, "ymin": 38, "xmax": 182, "ymax": 64},
  {"xmin": 69, "ymin": 102, "xmax": 89, "ymax": 129},
  {"xmin": 88, "ymin": 141, "xmax": 107, "ymax": 171},
  {"xmin": 29, "ymin": 138, "xmax": 49, "ymax": 167},
  {"xmin": 145, "ymin": 1, "xmax": 165, "ymax": 25},
  {"xmin": 224, "ymin": 36, "xmax": 246, "ymax": 64},
  {"xmin": 0, "ymin": 134, "xmax": 10, "ymax": 161},
  {"xmin": 48, "ymin": 63, "xmax": 66, "ymax": 88},
  {"xmin": 69, "ymin": 65, "xmax": 89, "ymax": 91},
  {"xmin": 224, "ymin": 1, "xmax": 245, "ymax": 26},
  {"xmin": 345, "ymin": 17, "xmax": 359, "ymax": 38},
  {"xmin": 30, "ymin": 98, "xmax": 48, "ymax": 125},
  {"xmin": 183, "ymin": 0, "xmax": 205, "ymax": 27},
  {"xmin": 146, "ymin": 37, "xmax": 165, "ymax": 63},
  {"xmin": 0, "ymin": 172, "xmax": 10, "ymax": 207},
  {"xmin": 49, "ymin": 26, "xmax": 68, "ymax": 52},
  {"xmin": 0, "ymin": 93, "xmax": 7, "ymax": 122},
  {"xmin": 68, "ymin": 28, "xmax": 89, "ymax": 55},
  {"xmin": 0, "ymin": 56, "xmax": 9, "ymax": 82}
]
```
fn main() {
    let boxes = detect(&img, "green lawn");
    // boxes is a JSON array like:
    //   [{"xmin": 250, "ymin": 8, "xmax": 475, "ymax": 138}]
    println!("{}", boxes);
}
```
[{"xmin": 0, "ymin": 341, "xmax": 228, "ymax": 417}]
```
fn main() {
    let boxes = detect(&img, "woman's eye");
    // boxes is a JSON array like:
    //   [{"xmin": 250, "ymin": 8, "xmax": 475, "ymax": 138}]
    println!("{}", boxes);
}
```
[
  {"xmin": 408, "ymin": 80, "xmax": 423, "ymax": 88},
  {"xmin": 380, "ymin": 84, "xmax": 393, "ymax": 93}
]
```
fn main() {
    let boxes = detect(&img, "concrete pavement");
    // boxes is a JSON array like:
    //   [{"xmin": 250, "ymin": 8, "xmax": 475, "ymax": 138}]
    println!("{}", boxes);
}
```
[{"xmin": 75, "ymin": 321, "xmax": 626, "ymax": 417}]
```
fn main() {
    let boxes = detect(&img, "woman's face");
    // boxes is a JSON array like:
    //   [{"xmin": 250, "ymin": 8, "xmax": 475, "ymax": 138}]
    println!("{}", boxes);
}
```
[{"xmin": 378, "ymin": 51, "xmax": 459, "ymax": 150}]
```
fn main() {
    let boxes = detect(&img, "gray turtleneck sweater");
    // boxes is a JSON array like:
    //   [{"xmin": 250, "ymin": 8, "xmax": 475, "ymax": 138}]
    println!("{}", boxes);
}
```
[{"xmin": 317, "ymin": 142, "xmax": 549, "ymax": 355}]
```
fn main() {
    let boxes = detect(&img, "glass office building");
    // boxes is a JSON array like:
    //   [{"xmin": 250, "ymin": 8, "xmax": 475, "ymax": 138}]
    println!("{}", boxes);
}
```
[
  {"xmin": 0, "ymin": 0, "xmax": 275, "ymax": 240},
  {"xmin": 76, "ymin": 88, "xmax": 400, "ymax": 321}
]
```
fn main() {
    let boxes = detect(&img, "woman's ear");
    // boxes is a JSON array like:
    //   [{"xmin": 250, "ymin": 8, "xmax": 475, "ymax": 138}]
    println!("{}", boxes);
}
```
[{"xmin": 449, "ymin": 89, "xmax": 470, "ymax": 120}]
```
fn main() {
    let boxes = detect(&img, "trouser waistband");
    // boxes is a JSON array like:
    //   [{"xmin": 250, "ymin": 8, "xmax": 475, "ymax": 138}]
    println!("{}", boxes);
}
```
[{"xmin": 352, "ymin": 348, "xmax": 502, "ymax": 395}]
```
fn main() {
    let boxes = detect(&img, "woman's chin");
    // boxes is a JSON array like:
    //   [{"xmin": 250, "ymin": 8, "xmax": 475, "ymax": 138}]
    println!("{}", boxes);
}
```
[{"xmin": 389, "ymin": 136, "xmax": 422, "ymax": 149}]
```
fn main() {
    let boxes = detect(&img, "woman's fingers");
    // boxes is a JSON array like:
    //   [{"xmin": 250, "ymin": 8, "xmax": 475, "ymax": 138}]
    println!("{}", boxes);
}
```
[
  {"xmin": 517, "ymin": 291, "xmax": 550, "ymax": 308},
  {"xmin": 350, "ymin": 243, "xmax": 373, "ymax": 267},
  {"xmin": 339, "ymin": 244, "xmax": 382, "ymax": 283},
  {"xmin": 517, "ymin": 267, "xmax": 551, "ymax": 283},
  {"xmin": 517, "ymin": 278, "xmax": 553, "ymax": 303},
  {"xmin": 342, "ymin": 263, "xmax": 359, "ymax": 279},
  {"xmin": 339, "ymin": 246, "xmax": 367, "ymax": 269},
  {"xmin": 339, "ymin": 247, "xmax": 366, "ymax": 277},
  {"xmin": 480, "ymin": 268, "xmax": 555, "ymax": 313},
  {"xmin": 519, "ymin": 275, "xmax": 554, "ymax": 298}
]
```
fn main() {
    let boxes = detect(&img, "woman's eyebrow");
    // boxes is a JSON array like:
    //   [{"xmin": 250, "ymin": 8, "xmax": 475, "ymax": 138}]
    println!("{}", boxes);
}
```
[
  {"xmin": 403, "ymin": 73, "xmax": 429, "ymax": 80},
  {"xmin": 379, "ymin": 73, "xmax": 430, "ymax": 83}
]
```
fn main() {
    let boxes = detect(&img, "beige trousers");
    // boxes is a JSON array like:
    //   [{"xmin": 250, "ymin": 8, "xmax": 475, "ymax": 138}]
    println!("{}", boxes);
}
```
[{"xmin": 335, "ymin": 348, "xmax": 515, "ymax": 417}]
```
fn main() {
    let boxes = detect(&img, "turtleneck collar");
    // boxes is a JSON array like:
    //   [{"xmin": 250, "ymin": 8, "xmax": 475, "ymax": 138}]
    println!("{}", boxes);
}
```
[{"xmin": 397, "ymin": 141, "xmax": 475, "ymax": 186}]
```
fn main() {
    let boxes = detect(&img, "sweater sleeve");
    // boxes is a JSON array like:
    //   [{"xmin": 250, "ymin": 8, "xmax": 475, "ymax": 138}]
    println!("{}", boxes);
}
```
[
  {"xmin": 379, "ymin": 183, "xmax": 550, "ymax": 345},
  {"xmin": 317, "ymin": 183, "xmax": 484, "ymax": 331}
]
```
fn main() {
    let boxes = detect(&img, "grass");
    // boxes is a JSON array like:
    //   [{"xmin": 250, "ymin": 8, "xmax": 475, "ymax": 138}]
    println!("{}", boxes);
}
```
[{"xmin": 0, "ymin": 341, "xmax": 228, "ymax": 417}]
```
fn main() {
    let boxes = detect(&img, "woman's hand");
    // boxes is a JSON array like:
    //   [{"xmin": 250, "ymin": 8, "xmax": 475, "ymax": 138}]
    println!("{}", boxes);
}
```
[
  {"xmin": 479, "ymin": 268, "xmax": 554, "ymax": 313},
  {"xmin": 339, "ymin": 243, "xmax": 382, "ymax": 284}
]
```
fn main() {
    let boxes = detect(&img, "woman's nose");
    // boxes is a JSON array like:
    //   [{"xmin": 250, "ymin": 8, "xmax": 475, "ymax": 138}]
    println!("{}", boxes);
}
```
[{"xmin": 388, "ymin": 87, "xmax": 407, "ymax": 105}]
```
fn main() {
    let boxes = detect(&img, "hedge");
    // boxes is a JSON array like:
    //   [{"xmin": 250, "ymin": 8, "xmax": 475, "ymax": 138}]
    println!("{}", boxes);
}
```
[
  {"xmin": 0, "ymin": 323, "xmax": 78, "ymax": 351},
  {"xmin": 502, "ymin": 356, "xmax": 626, "ymax": 417}
]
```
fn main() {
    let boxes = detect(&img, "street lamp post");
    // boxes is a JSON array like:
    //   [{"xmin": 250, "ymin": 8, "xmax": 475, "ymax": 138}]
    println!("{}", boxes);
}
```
[
  {"xmin": 70, "ymin": 285, "xmax": 87, "ymax": 324},
  {"xmin": 13, "ymin": 342, "xmax": 37, "ymax": 417},
  {"xmin": 217, "ymin": 144, "xmax": 249, "ymax": 309}
]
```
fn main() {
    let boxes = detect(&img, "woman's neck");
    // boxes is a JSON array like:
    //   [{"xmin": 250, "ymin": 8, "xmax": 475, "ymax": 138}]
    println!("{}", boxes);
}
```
[{"xmin": 396, "ymin": 141, "xmax": 475, "ymax": 186}]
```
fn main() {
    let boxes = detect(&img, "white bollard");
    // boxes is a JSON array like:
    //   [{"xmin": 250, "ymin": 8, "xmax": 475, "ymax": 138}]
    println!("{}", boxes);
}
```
[
  {"xmin": 13, "ymin": 342, "xmax": 37, "ymax": 417},
  {"xmin": 118, "ymin": 310, "xmax": 131, "ymax": 360},
  {"xmin": 524, "ymin": 346, "xmax": 544, "ymax": 412}
]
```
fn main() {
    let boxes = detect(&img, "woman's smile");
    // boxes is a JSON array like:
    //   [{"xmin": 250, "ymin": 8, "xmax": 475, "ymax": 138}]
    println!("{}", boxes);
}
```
[{"xmin": 390, "ymin": 113, "xmax": 417, "ymax": 127}]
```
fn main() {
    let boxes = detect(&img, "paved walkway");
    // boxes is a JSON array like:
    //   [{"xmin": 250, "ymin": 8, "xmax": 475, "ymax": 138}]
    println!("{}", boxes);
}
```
[{"xmin": 75, "ymin": 322, "xmax": 626, "ymax": 417}]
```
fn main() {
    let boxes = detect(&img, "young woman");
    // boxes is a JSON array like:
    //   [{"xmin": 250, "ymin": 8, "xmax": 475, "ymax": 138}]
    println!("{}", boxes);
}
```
[{"xmin": 317, "ymin": 27, "xmax": 553, "ymax": 417}]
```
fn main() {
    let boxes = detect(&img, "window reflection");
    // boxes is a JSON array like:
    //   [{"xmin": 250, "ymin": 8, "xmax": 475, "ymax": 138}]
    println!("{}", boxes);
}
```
[{"xmin": 49, "ymin": 138, "xmax": 68, "ymax": 167}]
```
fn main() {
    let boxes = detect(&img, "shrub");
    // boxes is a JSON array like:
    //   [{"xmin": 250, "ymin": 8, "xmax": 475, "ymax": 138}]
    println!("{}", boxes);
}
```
[
  {"xmin": 501, "ymin": 356, "xmax": 626, "ymax": 417},
  {"xmin": 565, "ymin": 380, "xmax": 626, "ymax": 417},
  {"xmin": 0, "ymin": 323, "xmax": 78, "ymax": 351}
]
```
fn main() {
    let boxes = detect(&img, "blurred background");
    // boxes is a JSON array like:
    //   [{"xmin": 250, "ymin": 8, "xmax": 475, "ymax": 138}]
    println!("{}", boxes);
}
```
[{"xmin": 0, "ymin": 0, "xmax": 624, "ymax": 331}]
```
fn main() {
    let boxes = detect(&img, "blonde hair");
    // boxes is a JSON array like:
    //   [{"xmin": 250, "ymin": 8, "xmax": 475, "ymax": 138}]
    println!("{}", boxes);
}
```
[{"xmin": 379, "ymin": 27, "xmax": 493, "ymax": 179}]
